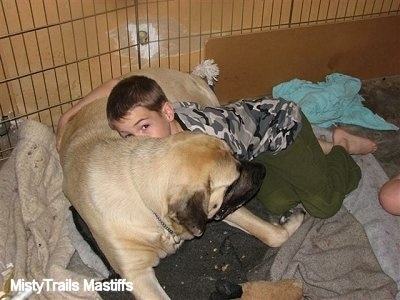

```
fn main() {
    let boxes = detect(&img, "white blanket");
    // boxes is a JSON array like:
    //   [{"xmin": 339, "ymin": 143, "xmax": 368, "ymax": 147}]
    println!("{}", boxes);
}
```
[{"xmin": 0, "ymin": 120, "xmax": 101, "ymax": 299}]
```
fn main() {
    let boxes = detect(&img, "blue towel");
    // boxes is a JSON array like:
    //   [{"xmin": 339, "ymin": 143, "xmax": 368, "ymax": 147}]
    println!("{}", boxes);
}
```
[{"xmin": 272, "ymin": 73, "xmax": 398, "ymax": 131}]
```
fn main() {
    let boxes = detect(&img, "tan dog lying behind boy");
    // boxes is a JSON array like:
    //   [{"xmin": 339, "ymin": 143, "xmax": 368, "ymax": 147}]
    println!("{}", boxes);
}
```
[{"xmin": 58, "ymin": 68, "xmax": 305, "ymax": 300}]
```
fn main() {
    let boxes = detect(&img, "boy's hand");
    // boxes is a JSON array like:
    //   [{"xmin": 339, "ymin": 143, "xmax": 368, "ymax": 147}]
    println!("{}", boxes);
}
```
[{"xmin": 56, "ymin": 106, "xmax": 80, "ymax": 151}]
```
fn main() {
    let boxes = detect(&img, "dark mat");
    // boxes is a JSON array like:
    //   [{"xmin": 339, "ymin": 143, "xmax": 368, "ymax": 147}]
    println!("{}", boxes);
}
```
[{"xmin": 99, "ymin": 200, "xmax": 273, "ymax": 300}]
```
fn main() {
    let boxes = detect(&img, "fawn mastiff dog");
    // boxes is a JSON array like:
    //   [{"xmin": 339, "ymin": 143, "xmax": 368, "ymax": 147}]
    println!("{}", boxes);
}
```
[{"xmin": 58, "ymin": 69, "xmax": 304, "ymax": 300}]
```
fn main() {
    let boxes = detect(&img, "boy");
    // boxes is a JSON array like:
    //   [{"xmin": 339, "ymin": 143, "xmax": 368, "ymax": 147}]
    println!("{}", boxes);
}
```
[{"xmin": 57, "ymin": 75, "xmax": 377, "ymax": 219}]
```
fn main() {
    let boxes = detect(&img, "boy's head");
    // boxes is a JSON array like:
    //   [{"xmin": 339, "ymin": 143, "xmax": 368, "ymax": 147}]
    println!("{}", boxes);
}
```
[{"xmin": 107, "ymin": 75, "xmax": 177, "ymax": 138}]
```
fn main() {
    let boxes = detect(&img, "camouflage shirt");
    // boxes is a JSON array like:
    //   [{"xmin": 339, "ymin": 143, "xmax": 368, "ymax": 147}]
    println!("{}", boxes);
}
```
[{"xmin": 173, "ymin": 97, "xmax": 302, "ymax": 160}]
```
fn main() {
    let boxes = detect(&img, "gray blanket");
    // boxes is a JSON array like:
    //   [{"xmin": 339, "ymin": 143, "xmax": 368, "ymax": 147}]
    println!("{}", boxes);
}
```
[
  {"xmin": 0, "ymin": 120, "xmax": 398, "ymax": 299},
  {"xmin": 250, "ymin": 207, "xmax": 397, "ymax": 299}
]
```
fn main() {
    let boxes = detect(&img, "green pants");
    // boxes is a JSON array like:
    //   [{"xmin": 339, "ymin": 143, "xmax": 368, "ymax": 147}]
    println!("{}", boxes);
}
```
[{"xmin": 253, "ymin": 114, "xmax": 361, "ymax": 219}]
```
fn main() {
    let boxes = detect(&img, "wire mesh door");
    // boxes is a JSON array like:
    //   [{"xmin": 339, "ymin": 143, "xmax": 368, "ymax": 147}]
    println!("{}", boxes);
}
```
[{"xmin": 1, "ymin": 0, "xmax": 399, "ymax": 161}]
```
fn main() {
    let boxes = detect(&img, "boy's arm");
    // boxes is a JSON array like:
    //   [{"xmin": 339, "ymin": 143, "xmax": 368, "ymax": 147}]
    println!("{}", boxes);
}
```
[{"xmin": 56, "ymin": 78, "xmax": 120, "ymax": 151}]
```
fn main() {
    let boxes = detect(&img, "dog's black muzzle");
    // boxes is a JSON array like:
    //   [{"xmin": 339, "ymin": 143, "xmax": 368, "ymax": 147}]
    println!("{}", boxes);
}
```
[{"xmin": 214, "ymin": 160, "xmax": 266, "ymax": 220}]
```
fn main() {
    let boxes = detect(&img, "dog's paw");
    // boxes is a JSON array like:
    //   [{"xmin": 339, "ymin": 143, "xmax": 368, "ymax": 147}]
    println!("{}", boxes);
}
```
[
  {"xmin": 280, "ymin": 208, "xmax": 306, "ymax": 237},
  {"xmin": 279, "ymin": 210, "xmax": 293, "ymax": 225},
  {"xmin": 279, "ymin": 208, "xmax": 305, "ymax": 225}
]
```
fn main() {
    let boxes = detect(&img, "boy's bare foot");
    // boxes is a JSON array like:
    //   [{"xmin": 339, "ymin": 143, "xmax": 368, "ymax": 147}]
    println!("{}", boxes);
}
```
[{"xmin": 333, "ymin": 128, "xmax": 378, "ymax": 155}]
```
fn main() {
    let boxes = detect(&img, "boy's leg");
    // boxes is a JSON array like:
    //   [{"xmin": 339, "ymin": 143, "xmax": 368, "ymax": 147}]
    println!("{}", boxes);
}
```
[
  {"xmin": 254, "ymin": 113, "xmax": 361, "ymax": 219},
  {"xmin": 253, "ymin": 167, "xmax": 299, "ymax": 216}
]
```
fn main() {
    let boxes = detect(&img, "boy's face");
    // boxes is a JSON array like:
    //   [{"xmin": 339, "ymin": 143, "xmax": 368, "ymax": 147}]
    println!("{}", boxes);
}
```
[{"xmin": 112, "ymin": 101, "xmax": 175, "ymax": 138}]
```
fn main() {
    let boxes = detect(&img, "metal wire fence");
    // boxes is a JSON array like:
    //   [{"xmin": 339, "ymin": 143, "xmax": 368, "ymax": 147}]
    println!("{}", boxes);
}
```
[{"xmin": 1, "ymin": 0, "xmax": 399, "ymax": 160}]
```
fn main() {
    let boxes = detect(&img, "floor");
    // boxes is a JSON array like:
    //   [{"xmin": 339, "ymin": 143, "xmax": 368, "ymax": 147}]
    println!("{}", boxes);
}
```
[{"xmin": 355, "ymin": 75, "xmax": 400, "ymax": 178}]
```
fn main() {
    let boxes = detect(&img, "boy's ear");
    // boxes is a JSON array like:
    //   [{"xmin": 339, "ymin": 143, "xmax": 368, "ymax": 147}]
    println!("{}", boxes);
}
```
[{"xmin": 162, "ymin": 101, "xmax": 175, "ymax": 121}]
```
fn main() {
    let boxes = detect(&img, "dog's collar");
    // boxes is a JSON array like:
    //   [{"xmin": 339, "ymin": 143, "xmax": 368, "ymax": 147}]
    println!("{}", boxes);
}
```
[{"xmin": 153, "ymin": 212, "xmax": 180, "ymax": 244}]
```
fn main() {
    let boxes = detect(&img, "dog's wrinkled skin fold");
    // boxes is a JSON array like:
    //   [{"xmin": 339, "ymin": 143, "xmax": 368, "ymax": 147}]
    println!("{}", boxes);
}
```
[{"xmin": 59, "ymin": 96, "xmax": 304, "ymax": 300}]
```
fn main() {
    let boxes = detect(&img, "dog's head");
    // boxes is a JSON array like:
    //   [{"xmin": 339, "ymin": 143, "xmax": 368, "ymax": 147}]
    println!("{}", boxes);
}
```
[
  {"xmin": 163, "ymin": 132, "xmax": 266, "ymax": 238},
  {"xmin": 213, "ymin": 160, "xmax": 266, "ymax": 220}
]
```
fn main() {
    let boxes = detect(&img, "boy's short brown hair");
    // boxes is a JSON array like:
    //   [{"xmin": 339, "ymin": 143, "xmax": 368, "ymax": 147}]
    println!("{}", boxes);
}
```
[{"xmin": 106, "ymin": 75, "xmax": 167, "ymax": 126}]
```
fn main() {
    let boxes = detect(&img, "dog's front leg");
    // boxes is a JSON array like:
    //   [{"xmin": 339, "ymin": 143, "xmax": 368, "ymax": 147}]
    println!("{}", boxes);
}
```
[
  {"xmin": 223, "ymin": 206, "xmax": 304, "ymax": 247},
  {"xmin": 124, "ymin": 267, "xmax": 170, "ymax": 300}
]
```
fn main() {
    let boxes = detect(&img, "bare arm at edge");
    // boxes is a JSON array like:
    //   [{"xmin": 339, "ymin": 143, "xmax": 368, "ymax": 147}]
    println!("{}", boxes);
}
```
[{"xmin": 56, "ymin": 78, "xmax": 120, "ymax": 151}]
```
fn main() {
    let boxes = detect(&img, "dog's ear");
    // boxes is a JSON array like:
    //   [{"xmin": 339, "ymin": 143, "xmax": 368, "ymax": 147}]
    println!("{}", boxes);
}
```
[{"xmin": 169, "ymin": 191, "xmax": 208, "ymax": 237}]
